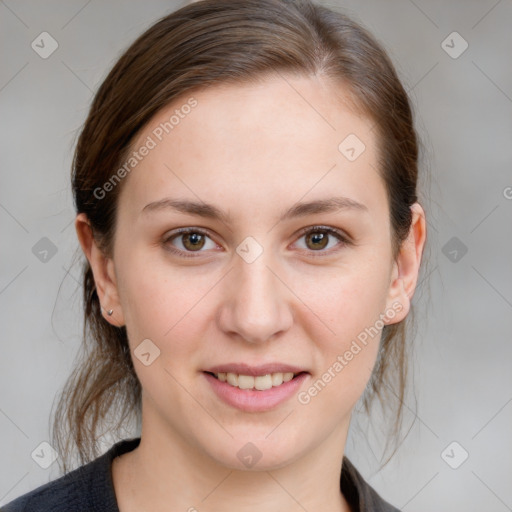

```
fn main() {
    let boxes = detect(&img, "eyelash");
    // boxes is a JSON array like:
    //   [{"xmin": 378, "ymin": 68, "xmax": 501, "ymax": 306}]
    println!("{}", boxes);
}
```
[{"xmin": 162, "ymin": 225, "xmax": 352, "ymax": 259}]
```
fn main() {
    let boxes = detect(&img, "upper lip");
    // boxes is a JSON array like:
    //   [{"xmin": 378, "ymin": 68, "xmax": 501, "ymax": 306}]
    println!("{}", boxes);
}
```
[{"xmin": 204, "ymin": 363, "xmax": 308, "ymax": 376}]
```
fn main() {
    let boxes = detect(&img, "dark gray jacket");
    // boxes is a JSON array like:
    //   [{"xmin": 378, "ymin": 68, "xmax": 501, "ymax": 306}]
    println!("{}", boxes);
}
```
[{"xmin": 1, "ymin": 438, "xmax": 400, "ymax": 511}]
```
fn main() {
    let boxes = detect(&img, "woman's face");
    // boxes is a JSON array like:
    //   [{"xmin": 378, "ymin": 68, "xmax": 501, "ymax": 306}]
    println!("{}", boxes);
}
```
[{"xmin": 97, "ymin": 74, "xmax": 416, "ymax": 469}]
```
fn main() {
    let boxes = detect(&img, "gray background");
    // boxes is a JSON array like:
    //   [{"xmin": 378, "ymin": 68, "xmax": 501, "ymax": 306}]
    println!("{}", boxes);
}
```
[{"xmin": 1, "ymin": 0, "xmax": 511, "ymax": 510}]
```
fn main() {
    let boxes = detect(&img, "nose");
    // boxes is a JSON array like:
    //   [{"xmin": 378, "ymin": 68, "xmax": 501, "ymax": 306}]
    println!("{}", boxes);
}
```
[{"xmin": 216, "ymin": 249, "xmax": 294, "ymax": 344}]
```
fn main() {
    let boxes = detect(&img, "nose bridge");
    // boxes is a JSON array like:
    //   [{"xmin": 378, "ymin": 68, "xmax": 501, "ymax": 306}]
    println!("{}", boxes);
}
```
[{"xmin": 219, "ymin": 244, "xmax": 293, "ymax": 344}]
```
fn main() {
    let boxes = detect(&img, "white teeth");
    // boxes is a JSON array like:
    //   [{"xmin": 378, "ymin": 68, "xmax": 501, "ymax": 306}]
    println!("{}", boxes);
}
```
[
  {"xmin": 255, "ymin": 374, "xmax": 273, "ymax": 390},
  {"xmin": 271, "ymin": 373, "xmax": 283, "ymax": 386},
  {"xmin": 226, "ymin": 373, "xmax": 238, "ymax": 387},
  {"xmin": 213, "ymin": 371, "xmax": 298, "ymax": 390},
  {"xmin": 238, "ymin": 375, "xmax": 255, "ymax": 389}
]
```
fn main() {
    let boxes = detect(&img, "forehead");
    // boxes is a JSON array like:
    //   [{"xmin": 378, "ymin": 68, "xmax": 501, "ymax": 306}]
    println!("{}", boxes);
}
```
[{"xmin": 117, "ymin": 74, "xmax": 385, "ymax": 221}]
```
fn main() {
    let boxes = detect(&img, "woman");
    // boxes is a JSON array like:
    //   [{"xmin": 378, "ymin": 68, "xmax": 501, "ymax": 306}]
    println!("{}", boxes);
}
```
[{"xmin": 3, "ymin": 0, "xmax": 426, "ymax": 510}]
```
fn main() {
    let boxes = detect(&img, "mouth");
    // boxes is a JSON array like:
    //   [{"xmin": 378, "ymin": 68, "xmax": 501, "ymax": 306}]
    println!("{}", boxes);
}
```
[
  {"xmin": 202, "ymin": 368, "xmax": 310, "ymax": 412},
  {"xmin": 203, "ymin": 371, "xmax": 308, "ymax": 391}
]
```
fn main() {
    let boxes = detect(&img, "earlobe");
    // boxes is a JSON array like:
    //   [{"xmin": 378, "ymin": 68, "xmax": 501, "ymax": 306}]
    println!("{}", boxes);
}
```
[
  {"xmin": 75, "ymin": 213, "xmax": 125, "ymax": 327},
  {"xmin": 384, "ymin": 202, "xmax": 427, "ymax": 325},
  {"xmin": 384, "ymin": 267, "xmax": 410, "ymax": 325}
]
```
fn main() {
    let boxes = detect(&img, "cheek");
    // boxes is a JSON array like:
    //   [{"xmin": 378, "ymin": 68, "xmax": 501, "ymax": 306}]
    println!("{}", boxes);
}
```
[
  {"xmin": 115, "ymin": 257, "xmax": 210, "ymax": 406},
  {"xmin": 296, "ymin": 258, "xmax": 391, "ymax": 343},
  {"xmin": 115, "ymin": 252, "xmax": 207, "ymax": 355},
  {"xmin": 294, "ymin": 260, "xmax": 390, "ymax": 403}
]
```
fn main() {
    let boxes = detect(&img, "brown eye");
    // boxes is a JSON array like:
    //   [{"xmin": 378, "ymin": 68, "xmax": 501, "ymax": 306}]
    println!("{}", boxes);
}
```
[
  {"xmin": 295, "ymin": 226, "xmax": 351, "ymax": 256},
  {"xmin": 163, "ymin": 228, "xmax": 218, "ymax": 257},
  {"xmin": 182, "ymin": 232, "xmax": 206, "ymax": 251},
  {"xmin": 304, "ymin": 231, "xmax": 329, "ymax": 250}
]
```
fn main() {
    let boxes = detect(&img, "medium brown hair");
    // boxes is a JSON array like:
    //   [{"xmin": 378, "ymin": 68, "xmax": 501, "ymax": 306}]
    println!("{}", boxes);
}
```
[{"xmin": 52, "ymin": 0, "xmax": 426, "ymax": 473}]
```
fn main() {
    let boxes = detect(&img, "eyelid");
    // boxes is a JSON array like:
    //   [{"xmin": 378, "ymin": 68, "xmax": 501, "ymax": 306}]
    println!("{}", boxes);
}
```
[
  {"xmin": 162, "ymin": 225, "xmax": 352, "ymax": 258},
  {"xmin": 295, "ymin": 225, "xmax": 352, "ymax": 242},
  {"xmin": 162, "ymin": 227, "xmax": 221, "ymax": 258},
  {"xmin": 293, "ymin": 225, "xmax": 352, "ymax": 257}
]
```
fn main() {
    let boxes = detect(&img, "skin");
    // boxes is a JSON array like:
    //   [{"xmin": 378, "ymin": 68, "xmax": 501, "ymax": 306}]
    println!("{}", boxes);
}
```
[{"xmin": 76, "ymin": 73, "xmax": 426, "ymax": 512}]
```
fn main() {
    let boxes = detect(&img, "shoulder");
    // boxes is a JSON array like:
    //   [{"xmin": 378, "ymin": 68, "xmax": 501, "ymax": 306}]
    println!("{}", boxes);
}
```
[
  {"xmin": 341, "ymin": 457, "xmax": 401, "ymax": 512},
  {"xmin": 1, "ymin": 463, "xmax": 94, "ymax": 512},
  {"xmin": 1, "ymin": 438, "xmax": 141, "ymax": 512}
]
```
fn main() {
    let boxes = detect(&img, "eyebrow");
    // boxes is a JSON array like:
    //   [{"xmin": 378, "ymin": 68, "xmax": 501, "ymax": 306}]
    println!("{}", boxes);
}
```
[{"xmin": 141, "ymin": 196, "xmax": 369, "ymax": 223}]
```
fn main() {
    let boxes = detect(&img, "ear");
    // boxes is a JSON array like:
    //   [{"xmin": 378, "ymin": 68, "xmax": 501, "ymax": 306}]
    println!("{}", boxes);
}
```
[
  {"xmin": 383, "ymin": 202, "xmax": 427, "ymax": 325},
  {"xmin": 75, "ymin": 213, "xmax": 125, "ymax": 327}
]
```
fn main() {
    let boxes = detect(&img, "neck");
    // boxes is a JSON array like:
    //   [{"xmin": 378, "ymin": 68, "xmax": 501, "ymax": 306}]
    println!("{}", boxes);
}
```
[{"xmin": 112, "ymin": 413, "xmax": 353, "ymax": 512}]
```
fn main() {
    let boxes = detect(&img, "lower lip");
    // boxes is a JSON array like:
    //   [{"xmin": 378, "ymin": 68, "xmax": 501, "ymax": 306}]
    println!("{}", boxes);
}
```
[{"xmin": 203, "ymin": 372, "xmax": 309, "ymax": 412}]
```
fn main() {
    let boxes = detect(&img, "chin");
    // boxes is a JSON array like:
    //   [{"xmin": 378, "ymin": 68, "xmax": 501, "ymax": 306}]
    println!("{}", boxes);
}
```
[{"xmin": 203, "ymin": 434, "xmax": 304, "ymax": 472}]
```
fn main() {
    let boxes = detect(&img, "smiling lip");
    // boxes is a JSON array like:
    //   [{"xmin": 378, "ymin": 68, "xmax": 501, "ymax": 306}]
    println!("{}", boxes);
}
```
[
  {"xmin": 204, "ymin": 363, "xmax": 307, "ymax": 376},
  {"xmin": 202, "ymin": 363, "xmax": 309, "ymax": 412}
]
